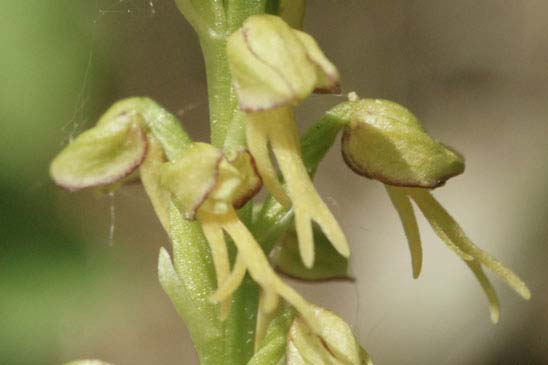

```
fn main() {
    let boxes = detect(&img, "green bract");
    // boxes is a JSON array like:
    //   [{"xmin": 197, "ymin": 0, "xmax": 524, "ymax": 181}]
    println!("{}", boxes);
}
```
[
  {"xmin": 50, "ymin": 114, "xmax": 147, "ymax": 191},
  {"xmin": 160, "ymin": 142, "xmax": 262, "ymax": 220},
  {"xmin": 272, "ymin": 227, "xmax": 351, "ymax": 281},
  {"xmin": 286, "ymin": 307, "xmax": 370, "ymax": 365},
  {"xmin": 341, "ymin": 99, "xmax": 465, "ymax": 188},
  {"xmin": 227, "ymin": 14, "xmax": 339, "ymax": 111}
]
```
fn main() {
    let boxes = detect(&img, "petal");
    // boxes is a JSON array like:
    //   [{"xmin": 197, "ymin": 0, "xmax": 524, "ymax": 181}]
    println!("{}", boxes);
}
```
[
  {"xmin": 293, "ymin": 30, "xmax": 340, "ymax": 93},
  {"xmin": 224, "ymin": 148, "xmax": 263, "ymax": 209}
]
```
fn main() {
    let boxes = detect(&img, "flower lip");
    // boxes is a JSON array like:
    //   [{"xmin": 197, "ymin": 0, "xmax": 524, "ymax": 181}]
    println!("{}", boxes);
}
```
[{"xmin": 50, "ymin": 115, "xmax": 149, "ymax": 191}]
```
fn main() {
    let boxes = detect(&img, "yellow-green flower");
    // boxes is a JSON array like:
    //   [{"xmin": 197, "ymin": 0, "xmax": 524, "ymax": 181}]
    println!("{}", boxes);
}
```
[
  {"xmin": 342, "ymin": 97, "xmax": 530, "ymax": 322},
  {"xmin": 160, "ymin": 142, "xmax": 330, "ymax": 326},
  {"xmin": 227, "ymin": 14, "xmax": 348, "ymax": 268}
]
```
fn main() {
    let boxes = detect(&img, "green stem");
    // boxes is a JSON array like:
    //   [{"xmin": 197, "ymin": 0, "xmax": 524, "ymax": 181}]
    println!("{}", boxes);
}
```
[
  {"xmin": 180, "ymin": 2, "xmax": 272, "ymax": 364},
  {"xmin": 174, "ymin": 2, "xmax": 312, "ymax": 364},
  {"xmin": 201, "ymin": 36, "xmax": 241, "ymax": 148}
]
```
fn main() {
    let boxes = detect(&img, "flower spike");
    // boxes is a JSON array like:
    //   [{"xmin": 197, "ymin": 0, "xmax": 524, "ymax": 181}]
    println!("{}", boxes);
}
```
[
  {"xmin": 341, "ymin": 98, "xmax": 530, "ymax": 321},
  {"xmin": 227, "ymin": 15, "xmax": 349, "ymax": 268}
]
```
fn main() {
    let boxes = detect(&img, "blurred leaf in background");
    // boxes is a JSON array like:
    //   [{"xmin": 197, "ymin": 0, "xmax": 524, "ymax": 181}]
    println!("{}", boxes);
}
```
[{"xmin": 0, "ymin": 1, "xmax": 111, "ymax": 364}]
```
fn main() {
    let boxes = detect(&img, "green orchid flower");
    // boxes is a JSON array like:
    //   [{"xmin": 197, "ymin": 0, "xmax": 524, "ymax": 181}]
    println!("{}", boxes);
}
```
[
  {"xmin": 341, "ymin": 96, "xmax": 530, "ymax": 322},
  {"xmin": 227, "ymin": 14, "xmax": 348, "ymax": 269}
]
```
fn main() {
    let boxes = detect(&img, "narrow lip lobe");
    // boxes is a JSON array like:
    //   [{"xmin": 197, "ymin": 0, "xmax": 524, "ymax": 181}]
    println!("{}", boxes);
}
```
[{"xmin": 54, "ymin": 125, "xmax": 149, "ymax": 191}]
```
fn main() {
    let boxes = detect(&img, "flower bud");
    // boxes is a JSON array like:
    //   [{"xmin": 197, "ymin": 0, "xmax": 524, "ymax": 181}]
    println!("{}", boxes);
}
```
[
  {"xmin": 227, "ymin": 14, "xmax": 339, "ymax": 111},
  {"xmin": 50, "ymin": 114, "xmax": 147, "ymax": 191},
  {"xmin": 341, "ymin": 99, "xmax": 465, "ymax": 188},
  {"xmin": 287, "ymin": 307, "xmax": 371, "ymax": 365}
]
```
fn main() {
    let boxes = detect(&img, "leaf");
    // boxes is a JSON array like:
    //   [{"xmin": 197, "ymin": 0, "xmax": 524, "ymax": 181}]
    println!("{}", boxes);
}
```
[
  {"xmin": 272, "ymin": 226, "xmax": 352, "ymax": 281},
  {"xmin": 50, "ymin": 115, "xmax": 147, "ymax": 191},
  {"xmin": 341, "ymin": 99, "xmax": 464, "ymax": 188}
]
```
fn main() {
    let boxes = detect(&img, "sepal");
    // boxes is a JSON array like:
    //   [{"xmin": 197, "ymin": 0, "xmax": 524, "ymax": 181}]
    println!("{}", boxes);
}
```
[
  {"xmin": 227, "ymin": 15, "xmax": 339, "ymax": 111},
  {"xmin": 341, "ymin": 99, "xmax": 464, "ymax": 188},
  {"xmin": 50, "ymin": 114, "xmax": 147, "ymax": 191}
]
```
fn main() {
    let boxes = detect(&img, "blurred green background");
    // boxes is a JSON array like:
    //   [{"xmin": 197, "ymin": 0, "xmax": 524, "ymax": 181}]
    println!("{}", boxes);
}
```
[{"xmin": 1, "ymin": 1, "xmax": 547, "ymax": 364}]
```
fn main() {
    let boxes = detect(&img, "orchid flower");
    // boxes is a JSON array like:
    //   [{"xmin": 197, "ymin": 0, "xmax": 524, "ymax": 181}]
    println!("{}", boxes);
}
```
[
  {"xmin": 227, "ymin": 14, "xmax": 349, "ymax": 268},
  {"xmin": 341, "ymin": 97, "xmax": 531, "ymax": 322}
]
